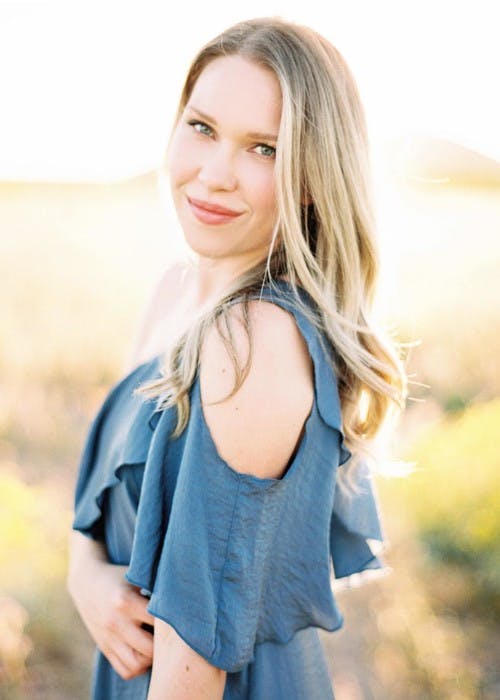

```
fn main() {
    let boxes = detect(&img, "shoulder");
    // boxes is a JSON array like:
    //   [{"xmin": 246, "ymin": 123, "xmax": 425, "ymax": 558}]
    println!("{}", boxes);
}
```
[
  {"xmin": 200, "ymin": 298, "xmax": 313, "ymax": 391},
  {"xmin": 152, "ymin": 259, "xmax": 188, "ymax": 302},
  {"xmin": 139, "ymin": 259, "xmax": 187, "ymax": 329},
  {"xmin": 199, "ymin": 299, "xmax": 314, "ymax": 480},
  {"xmin": 125, "ymin": 260, "xmax": 187, "ymax": 370}
]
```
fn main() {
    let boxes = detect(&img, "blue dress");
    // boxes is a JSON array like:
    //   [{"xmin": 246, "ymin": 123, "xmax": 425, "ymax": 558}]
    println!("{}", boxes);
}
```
[{"xmin": 72, "ymin": 279, "xmax": 389, "ymax": 699}]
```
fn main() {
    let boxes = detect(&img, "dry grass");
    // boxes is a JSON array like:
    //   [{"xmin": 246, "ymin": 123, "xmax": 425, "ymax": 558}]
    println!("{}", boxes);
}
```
[{"xmin": 0, "ymin": 173, "xmax": 498, "ymax": 698}]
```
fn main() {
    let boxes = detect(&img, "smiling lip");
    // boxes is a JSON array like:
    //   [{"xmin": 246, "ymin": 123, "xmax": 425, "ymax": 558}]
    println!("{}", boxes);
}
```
[{"xmin": 187, "ymin": 196, "xmax": 244, "ymax": 225}]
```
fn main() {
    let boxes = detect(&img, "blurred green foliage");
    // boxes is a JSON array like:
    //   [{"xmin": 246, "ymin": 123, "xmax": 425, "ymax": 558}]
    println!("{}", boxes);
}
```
[
  {"xmin": 1, "ymin": 178, "xmax": 499, "ymax": 697},
  {"xmin": 385, "ymin": 398, "xmax": 500, "ymax": 617},
  {"xmin": 0, "ymin": 465, "xmax": 92, "ymax": 698},
  {"xmin": 0, "ymin": 468, "xmax": 70, "ymax": 591}
]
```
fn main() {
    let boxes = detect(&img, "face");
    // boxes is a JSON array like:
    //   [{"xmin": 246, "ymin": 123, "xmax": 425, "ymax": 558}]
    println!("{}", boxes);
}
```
[{"xmin": 166, "ymin": 54, "xmax": 282, "ymax": 266}]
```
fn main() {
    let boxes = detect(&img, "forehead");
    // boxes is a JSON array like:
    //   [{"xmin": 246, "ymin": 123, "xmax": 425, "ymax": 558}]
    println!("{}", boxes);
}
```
[{"xmin": 187, "ymin": 55, "xmax": 282, "ymax": 135}]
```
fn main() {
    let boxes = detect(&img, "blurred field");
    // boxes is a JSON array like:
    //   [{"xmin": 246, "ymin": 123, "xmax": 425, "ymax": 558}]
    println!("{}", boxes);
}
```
[{"xmin": 0, "ymin": 167, "xmax": 499, "ymax": 698}]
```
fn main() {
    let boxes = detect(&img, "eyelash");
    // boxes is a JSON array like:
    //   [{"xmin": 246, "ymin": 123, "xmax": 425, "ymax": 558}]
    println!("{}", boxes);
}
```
[{"xmin": 186, "ymin": 119, "xmax": 276, "ymax": 159}]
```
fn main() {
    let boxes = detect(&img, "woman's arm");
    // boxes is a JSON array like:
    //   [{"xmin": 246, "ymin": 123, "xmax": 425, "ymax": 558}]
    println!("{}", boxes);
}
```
[
  {"xmin": 146, "ymin": 299, "xmax": 314, "ymax": 697},
  {"xmin": 67, "ymin": 528, "xmax": 108, "ymax": 571},
  {"xmin": 147, "ymin": 619, "xmax": 226, "ymax": 700}
]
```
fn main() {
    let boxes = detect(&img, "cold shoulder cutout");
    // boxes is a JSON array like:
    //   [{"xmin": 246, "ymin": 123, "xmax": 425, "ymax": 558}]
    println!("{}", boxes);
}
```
[
  {"xmin": 198, "ymin": 295, "xmax": 315, "ymax": 482},
  {"xmin": 72, "ymin": 278, "xmax": 390, "ymax": 692}
]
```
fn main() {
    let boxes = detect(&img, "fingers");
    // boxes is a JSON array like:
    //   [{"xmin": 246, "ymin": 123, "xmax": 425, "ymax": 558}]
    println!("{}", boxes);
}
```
[
  {"xmin": 112, "ymin": 586, "xmax": 146, "ymax": 621},
  {"xmin": 123, "ymin": 586, "xmax": 156, "ymax": 627},
  {"xmin": 107, "ymin": 640, "xmax": 152, "ymax": 681},
  {"xmin": 100, "ymin": 582, "xmax": 156, "ymax": 680},
  {"xmin": 139, "ymin": 605, "xmax": 156, "ymax": 627},
  {"xmin": 124, "ymin": 622, "xmax": 155, "ymax": 660},
  {"xmin": 107, "ymin": 649, "xmax": 136, "ymax": 681},
  {"xmin": 109, "ymin": 587, "xmax": 155, "ymax": 654}
]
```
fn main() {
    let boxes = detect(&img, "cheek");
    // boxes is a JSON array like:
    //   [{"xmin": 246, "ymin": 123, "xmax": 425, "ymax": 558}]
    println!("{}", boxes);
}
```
[
  {"xmin": 167, "ymin": 132, "xmax": 195, "ymax": 184},
  {"xmin": 263, "ymin": 181, "xmax": 277, "ymax": 214},
  {"xmin": 245, "ymin": 167, "xmax": 277, "ymax": 218},
  {"xmin": 258, "ymin": 185, "xmax": 278, "ymax": 225}
]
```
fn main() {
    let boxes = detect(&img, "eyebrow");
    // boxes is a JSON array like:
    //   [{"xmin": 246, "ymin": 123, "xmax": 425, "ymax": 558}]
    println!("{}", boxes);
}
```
[{"xmin": 185, "ymin": 104, "xmax": 278, "ymax": 142}]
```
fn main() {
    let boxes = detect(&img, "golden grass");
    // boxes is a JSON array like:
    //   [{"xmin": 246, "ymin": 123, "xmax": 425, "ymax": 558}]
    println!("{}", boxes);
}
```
[{"xmin": 1, "ymin": 174, "xmax": 498, "ymax": 698}]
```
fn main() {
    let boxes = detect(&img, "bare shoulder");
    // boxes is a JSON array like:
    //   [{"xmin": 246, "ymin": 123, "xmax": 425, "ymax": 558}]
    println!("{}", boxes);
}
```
[
  {"xmin": 139, "ymin": 258, "xmax": 187, "ymax": 326},
  {"xmin": 124, "ymin": 259, "xmax": 187, "ymax": 371},
  {"xmin": 153, "ymin": 259, "xmax": 188, "ymax": 301},
  {"xmin": 199, "ymin": 299, "xmax": 314, "ymax": 480}
]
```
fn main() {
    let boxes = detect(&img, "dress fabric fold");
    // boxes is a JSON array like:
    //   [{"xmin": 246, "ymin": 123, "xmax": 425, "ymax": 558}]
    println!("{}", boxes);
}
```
[{"xmin": 72, "ymin": 279, "xmax": 389, "ymax": 699}]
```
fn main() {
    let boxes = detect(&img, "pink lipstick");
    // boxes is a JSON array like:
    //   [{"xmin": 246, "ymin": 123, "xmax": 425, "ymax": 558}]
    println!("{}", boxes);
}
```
[{"xmin": 187, "ymin": 196, "xmax": 243, "ymax": 225}]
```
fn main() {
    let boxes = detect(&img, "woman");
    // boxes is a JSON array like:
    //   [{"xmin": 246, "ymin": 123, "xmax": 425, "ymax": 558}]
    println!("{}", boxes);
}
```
[{"xmin": 68, "ymin": 16, "xmax": 407, "ymax": 700}]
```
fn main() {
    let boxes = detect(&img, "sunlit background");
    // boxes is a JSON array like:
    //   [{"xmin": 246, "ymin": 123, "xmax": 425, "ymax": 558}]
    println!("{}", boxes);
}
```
[{"xmin": 1, "ymin": 1, "xmax": 499, "ymax": 698}]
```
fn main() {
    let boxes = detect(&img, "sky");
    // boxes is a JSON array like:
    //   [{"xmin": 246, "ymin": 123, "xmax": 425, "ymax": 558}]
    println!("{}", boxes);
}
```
[{"xmin": 0, "ymin": 0, "xmax": 498, "ymax": 182}]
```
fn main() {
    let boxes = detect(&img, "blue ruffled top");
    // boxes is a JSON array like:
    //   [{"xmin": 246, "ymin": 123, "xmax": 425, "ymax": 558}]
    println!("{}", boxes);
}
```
[{"xmin": 72, "ymin": 279, "xmax": 389, "ymax": 698}]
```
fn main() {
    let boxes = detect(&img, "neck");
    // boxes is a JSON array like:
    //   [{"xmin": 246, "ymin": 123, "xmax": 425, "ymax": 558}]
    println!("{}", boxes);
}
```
[{"xmin": 182, "ymin": 252, "xmax": 268, "ymax": 311}]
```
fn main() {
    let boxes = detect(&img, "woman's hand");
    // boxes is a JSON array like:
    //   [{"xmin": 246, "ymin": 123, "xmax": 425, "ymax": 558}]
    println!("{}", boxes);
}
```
[{"xmin": 67, "ymin": 533, "xmax": 155, "ymax": 680}]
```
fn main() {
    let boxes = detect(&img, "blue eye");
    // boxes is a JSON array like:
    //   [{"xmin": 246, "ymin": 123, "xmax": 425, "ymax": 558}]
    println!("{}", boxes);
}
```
[
  {"xmin": 254, "ymin": 144, "xmax": 276, "ymax": 158},
  {"xmin": 188, "ymin": 120, "xmax": 213, "ymax": 136}
]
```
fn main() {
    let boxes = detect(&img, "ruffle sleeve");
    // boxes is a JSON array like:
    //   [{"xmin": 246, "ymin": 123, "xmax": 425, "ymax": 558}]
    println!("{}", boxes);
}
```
[
  {"xmin": 124, "ymin": 284, "xmax": 390, "ymax": 673},
  {"xmin": 330, "ymin": 457, "xmax": 391, "ymax": 590},
  {"xmin": 72, "ymin": 357, "xmax": 162, "ymax": 540}
]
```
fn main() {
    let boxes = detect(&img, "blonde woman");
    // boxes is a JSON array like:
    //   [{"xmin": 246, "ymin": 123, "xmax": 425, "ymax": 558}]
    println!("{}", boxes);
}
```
[{"xmin": 67, "ymin": 16, "xmax": 407, "ymax": 700}]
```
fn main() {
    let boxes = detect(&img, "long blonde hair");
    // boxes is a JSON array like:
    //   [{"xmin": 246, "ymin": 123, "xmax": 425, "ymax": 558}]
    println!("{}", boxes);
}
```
[{"xmin": 136, "ymin": 16, "xmax": 410, "ymax": 493}]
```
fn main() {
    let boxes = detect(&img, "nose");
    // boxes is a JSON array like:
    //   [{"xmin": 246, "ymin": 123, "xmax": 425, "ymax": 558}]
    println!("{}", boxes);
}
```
[{"xmin": 197, "ymin": 142, "xmax": 237, "ymax": 191}]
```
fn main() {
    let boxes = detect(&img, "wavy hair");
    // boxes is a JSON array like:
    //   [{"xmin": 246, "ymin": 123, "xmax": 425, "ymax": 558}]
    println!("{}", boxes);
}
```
[{"xmin": 135, "ymin": 16, "xmax": 411, "ymax": 494}]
